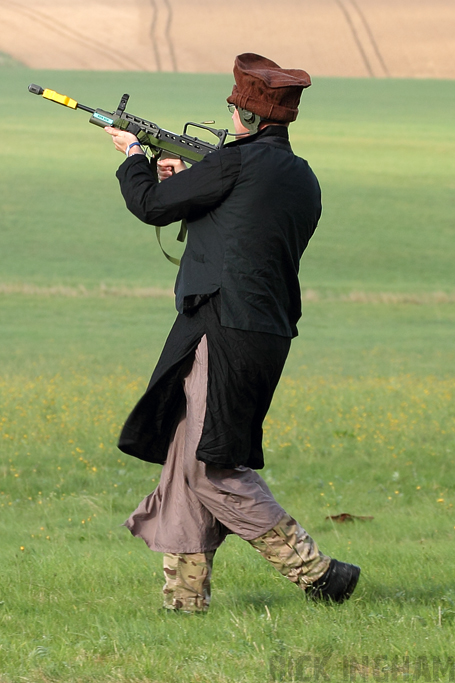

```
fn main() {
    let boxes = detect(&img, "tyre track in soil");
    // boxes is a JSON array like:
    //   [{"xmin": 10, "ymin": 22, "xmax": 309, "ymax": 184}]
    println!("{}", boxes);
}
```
[
  {"xmin": 149, "ymin": 0, "xmax": 161, "ymax": 71},
  {"xmin": 335, "ymin": 0, "xmax": 389, "ymax": 78},
  {"xmin": 348, "ymin": 0, "xmax": 390, "ymax": 77},
  {"xmin": 164, "ymin": 0, "xmax": 177, "ymax": 72},
  {"xmin": 3, "ymin": 0, "xmax": 146, "ymax": 71},
  {"xmin": 150, "ymin": 0, "xmax": 177, "ymax": 72}
]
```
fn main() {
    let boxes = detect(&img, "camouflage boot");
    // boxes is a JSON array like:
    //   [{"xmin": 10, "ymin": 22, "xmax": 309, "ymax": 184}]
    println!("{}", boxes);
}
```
[
  {"xmin": 248, "ymin": 513, "xmax": 331, "ymax": 591},
  {"xmin": 162, "ymin": 551, "xmax": 215, "ymax": 613}
]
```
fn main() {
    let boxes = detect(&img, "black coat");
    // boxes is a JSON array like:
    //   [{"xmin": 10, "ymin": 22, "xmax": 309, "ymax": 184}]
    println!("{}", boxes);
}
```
[
  {"xmin": 115, "ymin": 126, "xmax": 321, "ymax": 468},
  {"xmin": 116, "ymin": 126, "xmax": 322, "ymax": 338},
  {"xmin": 118, "ymin": 293, "xmax": 290, "ymax": 469}
]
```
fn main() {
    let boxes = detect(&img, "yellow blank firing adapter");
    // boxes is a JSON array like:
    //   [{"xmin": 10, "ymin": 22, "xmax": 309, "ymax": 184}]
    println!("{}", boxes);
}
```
[{"xmin": 28, "ymin": 84, "xmax": 77, "ymax": 109}]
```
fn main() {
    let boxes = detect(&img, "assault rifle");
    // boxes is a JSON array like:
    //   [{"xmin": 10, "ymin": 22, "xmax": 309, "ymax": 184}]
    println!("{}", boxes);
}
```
[
  {"xmin": 28, "ymin": 84, "xmax": 230, "ymax": 264},
  {"xmin": 28, "ymin": 84, "xmax": 228, "ymax": 165}
]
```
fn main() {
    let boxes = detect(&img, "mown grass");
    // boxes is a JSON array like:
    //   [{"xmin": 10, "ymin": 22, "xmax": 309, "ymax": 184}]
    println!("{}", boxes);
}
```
[{"xmin": 1, "ymin": 69, "xmax": 455, "ymax": 681}]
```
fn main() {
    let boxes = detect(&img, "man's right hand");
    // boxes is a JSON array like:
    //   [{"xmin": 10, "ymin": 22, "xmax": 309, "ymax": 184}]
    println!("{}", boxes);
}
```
[{"xmin": 157, "ymin": 158, "xmax": 188, "ymax": 181}]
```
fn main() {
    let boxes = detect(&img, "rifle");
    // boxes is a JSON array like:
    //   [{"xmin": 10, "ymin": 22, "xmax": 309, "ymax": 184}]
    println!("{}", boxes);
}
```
[
  {"xmin": 28, "ymin": 84, "xmax": 228, "ymax": 165},
  {"xmin": 28, "ymin": 84, "xmax": 229, "ymax": 264}
]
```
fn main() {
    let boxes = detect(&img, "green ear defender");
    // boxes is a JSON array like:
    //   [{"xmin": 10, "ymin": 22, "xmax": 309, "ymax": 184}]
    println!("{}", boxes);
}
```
[{"xmin": 238, "ymin": 107, "xmax": 262, "ymax": 134}]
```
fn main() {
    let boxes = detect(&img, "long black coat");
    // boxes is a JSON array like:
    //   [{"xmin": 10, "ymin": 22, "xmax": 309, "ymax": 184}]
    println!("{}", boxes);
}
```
[{"xmin": 115, "ymin": 126, "xmax": 321, "ymax": 469}]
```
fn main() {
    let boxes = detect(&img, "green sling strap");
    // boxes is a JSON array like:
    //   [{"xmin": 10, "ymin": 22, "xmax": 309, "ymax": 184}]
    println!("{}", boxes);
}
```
[{"xmin": 155, "ymin": 220, "xmax": 187, "ymax": 267}]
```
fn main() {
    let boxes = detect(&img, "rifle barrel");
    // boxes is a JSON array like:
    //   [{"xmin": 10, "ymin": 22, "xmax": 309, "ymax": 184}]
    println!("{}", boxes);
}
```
[{"xmin": 76, "ymin": 103, "xmax": 96, "ymax": 114}]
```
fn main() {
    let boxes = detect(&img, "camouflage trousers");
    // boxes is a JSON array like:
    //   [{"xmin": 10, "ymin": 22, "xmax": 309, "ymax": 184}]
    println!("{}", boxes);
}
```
[
  {"xmin": 248, "ymin": 513, "xmax": 331, "ymax": 589},
  {"xmin": 162, "ymin": 514, "xmax": 330, "ymax": 612},
  {"xmin": 163, "ymin": 551, "xmax": 216, "ymax": 613}
]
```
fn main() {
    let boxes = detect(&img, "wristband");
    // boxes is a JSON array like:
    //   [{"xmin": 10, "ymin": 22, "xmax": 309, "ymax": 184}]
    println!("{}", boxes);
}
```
[{"xmin": 126, "ymin": 141, "xmax": 142, "ymax": 157}]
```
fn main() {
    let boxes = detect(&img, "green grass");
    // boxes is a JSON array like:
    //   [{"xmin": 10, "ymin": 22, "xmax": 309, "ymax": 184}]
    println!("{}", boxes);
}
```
[
  {"xmin": 1, "ymin": 70, "xmax": 455, "ymax": 682},
  {"xmin": 2, "ymin": 364, "xmax": 455, "ymax": 682}
]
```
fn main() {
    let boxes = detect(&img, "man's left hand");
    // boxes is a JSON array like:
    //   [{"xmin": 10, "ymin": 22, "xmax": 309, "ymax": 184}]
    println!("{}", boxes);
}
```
[{"xmin": 105, "ymin": 126, "xmax": 144, "ymax": 156}]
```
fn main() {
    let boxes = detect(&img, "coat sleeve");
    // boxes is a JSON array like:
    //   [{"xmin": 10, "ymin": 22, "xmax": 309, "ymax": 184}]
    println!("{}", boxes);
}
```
[{"xmin": 115, "ymin": 148, "xmax": 241, "ymax": 227}]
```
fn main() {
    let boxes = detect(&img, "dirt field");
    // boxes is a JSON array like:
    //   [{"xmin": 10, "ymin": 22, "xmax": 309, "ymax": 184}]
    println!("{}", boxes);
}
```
[{"xmin": 0, "ymin": 0, "xmax": 454, "ymax": 78}]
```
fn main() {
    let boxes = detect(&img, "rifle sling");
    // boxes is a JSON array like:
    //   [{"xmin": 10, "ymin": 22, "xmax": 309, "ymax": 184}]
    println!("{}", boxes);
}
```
[{"xmin": 155, "ymin": 219, "xmax": 187, "ymax": 267}]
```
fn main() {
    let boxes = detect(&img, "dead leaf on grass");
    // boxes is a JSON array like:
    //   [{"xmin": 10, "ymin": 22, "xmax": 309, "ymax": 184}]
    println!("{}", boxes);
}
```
[{"xmin": 326, "ymin": 513, "xmax": 374, "ymax": 523}]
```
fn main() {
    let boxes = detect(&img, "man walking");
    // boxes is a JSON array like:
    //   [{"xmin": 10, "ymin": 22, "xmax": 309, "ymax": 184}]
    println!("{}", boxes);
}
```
[{"xmin": 105, "ymin": 53, "xmax": 360, "ymax": 613}]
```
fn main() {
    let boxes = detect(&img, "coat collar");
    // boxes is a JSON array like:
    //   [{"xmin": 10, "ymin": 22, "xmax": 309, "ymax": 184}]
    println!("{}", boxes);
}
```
[{"xmin": 225, "ymin": 125, "xmax": 291, "ymax": 150}]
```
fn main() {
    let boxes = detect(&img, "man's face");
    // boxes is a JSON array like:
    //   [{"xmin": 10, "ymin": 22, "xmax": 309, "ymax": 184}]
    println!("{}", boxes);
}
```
[{"xmin": 232, "ymin": 107, "xmax": 250, "ymax": 138}]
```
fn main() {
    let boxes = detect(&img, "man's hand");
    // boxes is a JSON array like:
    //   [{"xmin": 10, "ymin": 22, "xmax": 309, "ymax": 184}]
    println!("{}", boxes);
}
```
[
  {"xmin": 105, "ymin": 126, "xmax": 144, "ymax": 156},
  {"xmin": 157, "ymin": 158, "xmax": 188, "ymax": 181}
]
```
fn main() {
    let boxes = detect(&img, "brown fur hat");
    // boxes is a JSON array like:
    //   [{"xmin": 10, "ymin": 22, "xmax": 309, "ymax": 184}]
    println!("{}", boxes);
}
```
[{"xmin": 227, "ymin": 53, "xmax": 311, "ymax": 123}]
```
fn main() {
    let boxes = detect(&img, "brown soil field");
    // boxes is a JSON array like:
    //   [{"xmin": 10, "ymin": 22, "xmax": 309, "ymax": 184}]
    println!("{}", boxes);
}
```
[{"xmin": 0, "ymin": 0, "xmax": 454, "ymax": 78}]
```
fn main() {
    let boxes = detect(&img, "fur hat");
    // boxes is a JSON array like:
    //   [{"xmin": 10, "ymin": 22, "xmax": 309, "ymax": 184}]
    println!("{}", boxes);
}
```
[{"xmin": 227, "ymin": 53, "xmax": 311, "ymax": 123}]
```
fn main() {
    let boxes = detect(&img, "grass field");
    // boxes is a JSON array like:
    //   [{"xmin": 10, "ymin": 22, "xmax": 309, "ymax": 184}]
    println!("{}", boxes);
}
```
[{"xmin": 1, "ymin": 69, "xmax": 455, "ymax": 682}]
